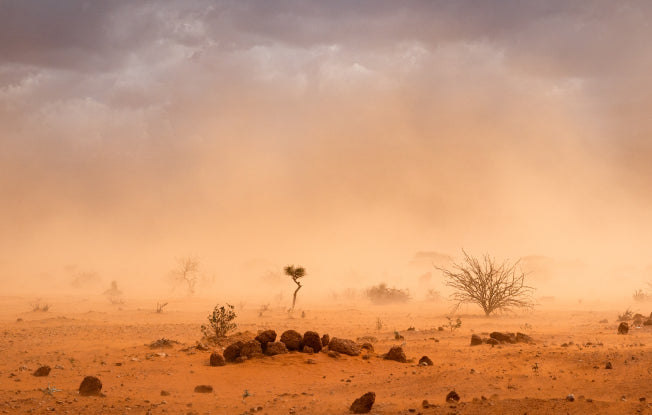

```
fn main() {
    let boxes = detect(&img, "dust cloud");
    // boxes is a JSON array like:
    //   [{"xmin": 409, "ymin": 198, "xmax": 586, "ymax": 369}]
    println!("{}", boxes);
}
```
[{"xmin": 1, "ymin": 1, "xmax": 651, "ymax": 305}]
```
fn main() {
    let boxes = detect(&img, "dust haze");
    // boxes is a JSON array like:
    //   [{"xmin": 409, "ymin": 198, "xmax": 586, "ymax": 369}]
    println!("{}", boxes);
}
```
[{"xmin": 2, "ymin": 1, "xmax": 652, "ymax": 303}]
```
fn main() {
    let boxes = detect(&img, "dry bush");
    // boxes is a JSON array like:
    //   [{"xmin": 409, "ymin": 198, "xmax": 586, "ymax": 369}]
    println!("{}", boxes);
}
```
[
  {"xmin": 633, "ymin": 289, "xmax": 652, "ymax": 303},
  {"xmin": 438, "ymin": 250, "xmax": 534, "ymax": 316},
  {"xmin": 171, "ymin": 256, "xmax": 200, "ymax": 295},
  {"xmin": 103, "ymin": 281, "xmax": 123, "ymax": 304},
  {"xmin": 284, "ymin": 265, "xmax": 306, "ymax": 311},
  {"xmin": 366, "ymin": 283, "xmax": 410, "ymax": 305}
]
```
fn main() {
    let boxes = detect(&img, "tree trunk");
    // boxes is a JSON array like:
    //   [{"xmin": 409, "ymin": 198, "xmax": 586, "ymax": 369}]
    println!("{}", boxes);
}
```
[{"xmin": 292, "ymin": 282, "xmax": 302, "ymax": 310}]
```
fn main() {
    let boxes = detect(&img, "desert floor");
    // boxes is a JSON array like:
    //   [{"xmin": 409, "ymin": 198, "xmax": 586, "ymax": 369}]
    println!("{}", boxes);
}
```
[{"xmin": 2, "ymin": 295, "xmax": 652, "ymax": 414}]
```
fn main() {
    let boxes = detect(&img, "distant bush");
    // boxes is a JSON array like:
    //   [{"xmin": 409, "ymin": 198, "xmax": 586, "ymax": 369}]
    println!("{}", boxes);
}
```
[
  {"xmin": 201, "ymin": 304, "xmax": 237, "ymax": 340},
  {"xmin": 633, "ymin": 289, "xmax": 652, "ymax": 303},
  {"xmin": 366, "ymin": 283, "xmax": 410, "ymax": 305}
]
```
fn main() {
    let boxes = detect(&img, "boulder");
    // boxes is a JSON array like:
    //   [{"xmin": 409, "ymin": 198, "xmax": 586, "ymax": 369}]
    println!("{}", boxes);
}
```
[
  {"xmin": 350, "ymin": 391, "xmax": 375, "ymax": 413},
  {"xmin": 280, "ymin": 330, "xmax": 303, "ymax": 351},
  {"xmin": 255, "ymin": 330, "xmax": 277, "ymax": 350},
  {"xmin": 470, "ymin": 334, "xmax": 483, "ymax": 346},
  {"xmin": 209, "ymin": 352, "xmax": 225, "ymax": 367},
  {"xmin": 418, "ymin": 356, "xmax": 433, "ymax": 366},
  {"xmin": 223, "ymin": 341, "xmax": 244, "ymax": 362},
  {"xmin": 264, "ymin": 341, "xmax": 288, "ymax": 356},
  {"xmin": 328, "ymin": 337, "xmax": 361, "ymax": 356},
  {"xmin": 516, "ymin": 333, "xmax": 534, "ymax": 344},
  {"xmin": 194, "ymin": 385, "xmax": 213, "ymax": 393},
  {"xmin": 446, "ymin": 390, "xmax": 460, "ymax": 403},
  {"xmin": 384, "ymin": 346, "xmax": 407, "ymax": 363},
  {"xmin": 302, "ymin": 331, "xmax": 322, "ymax": 353},
  {"xmin": 33, "ymin": 366, "xmax": 51, "ymax": 377},
  {"xmin": 240, "ymin": 340, "xmax": 263, "ymax": 358},
  {"xmin": 490, "ymin": 332, "xmax": 516, "ymax": 344},
  {"xmin": 321, "ymin": 334, "xmax": 330, "ymax": 347},
  {"xmin": 618, "ymin": 322, "xmax": 629, "ymax": 335},
  {"xmin": 79, "ymin": 376, "xmax": 102, "ymax": 396}
]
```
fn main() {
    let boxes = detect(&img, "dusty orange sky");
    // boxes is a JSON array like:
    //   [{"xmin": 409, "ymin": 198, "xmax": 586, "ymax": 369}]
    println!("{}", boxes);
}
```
[{"xmin": 1, "ymin": 1, "xmax": 651, "ymax": 300}]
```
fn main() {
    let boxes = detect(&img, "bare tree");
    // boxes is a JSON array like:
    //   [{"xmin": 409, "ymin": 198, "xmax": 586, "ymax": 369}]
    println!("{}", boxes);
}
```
[
  {"xmin": 103, "ymin": 281, "xmax": 123, "ymax": 304},
  {"xmin": 437, "ymin": 251, "xmax": 534, "ymax": 316},
  {"xmin": 284, "ymin": 265, "xmax": 306, "ymax": 311},
  {"xmin": 172, "ymin": 257, "xmax": 200, "ymax": 295}
]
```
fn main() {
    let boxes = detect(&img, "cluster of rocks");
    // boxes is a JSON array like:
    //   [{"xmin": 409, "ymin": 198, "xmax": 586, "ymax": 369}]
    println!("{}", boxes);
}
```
[{"xmin": 470, "ymin": 332, "xmax": 534, "ymax": 346}]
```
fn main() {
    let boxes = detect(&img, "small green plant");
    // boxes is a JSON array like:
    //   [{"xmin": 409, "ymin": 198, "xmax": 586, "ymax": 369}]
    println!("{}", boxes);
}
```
[
  {"xmin": 444, "ymin": 316, "xmax": 462, "ymax": 332},
  {"xmin": 201, "ymin": 304, "xmax": 237, "ymax": 340}
]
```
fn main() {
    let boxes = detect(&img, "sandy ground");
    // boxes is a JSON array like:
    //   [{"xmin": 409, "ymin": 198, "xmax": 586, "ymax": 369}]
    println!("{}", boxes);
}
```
[{"xmin": 2, "ymin": 295, "xmax": 652, "ymax": 414}]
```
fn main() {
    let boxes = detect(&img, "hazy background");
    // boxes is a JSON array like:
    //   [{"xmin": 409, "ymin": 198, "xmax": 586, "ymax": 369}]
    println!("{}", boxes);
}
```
[{"xmin": 1, "ymin": 1, "xmax": 651, "ymax": 302}]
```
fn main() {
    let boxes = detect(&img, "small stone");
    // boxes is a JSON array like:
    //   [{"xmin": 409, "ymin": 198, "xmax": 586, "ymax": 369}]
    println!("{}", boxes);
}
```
[
  {"xmin": 321, "ymin": 334, "xmax": 330, "ymax": 347},
  {"xmin": 605, "ymin": 362, "xmax": 612, "ymax": 369},
  {"xmin": 350, "ymin": 392, "xmax": 375, "ymax": 413},
  {"xmin": 384, "ymin": 346, "xmax": 407, "ymax": 363},
  {"xmin": 302, "ymin": 346, "xmax": 314, "ymax": 354},
  {"xmin": 193, "ymin": 385, "xmax": 213, "ymax": 393},
  {"xmin": 240, "ymin": 340, "xmax": 263, "ymax": 358},
  {"xmin": 255, "ymin": 330, "xmax": 277, "ymax": 350},
  {"xmin": 470, "ymin": 334, "xmax": 483, "ymax": 346},
  {"xmin": 223, "ymin": 341, "xmax": 244, "ymax": 362},
  {"xmin": 264, "ymin": 342, "xmax": 288, "ymax": 356},
  {"xmin": 280, "ymin": 330, "xmax": 303, "ymax": 351},
  {"xmin": 328, "ymin": 338, "xmax": 361, "ymax": 356},
  {"xmin": 327, "ymin": 350, "xmax": 340, "ymax": 358},
  {"xmin": 209, "ymin": 352, "xmax": 225, "ymax": 367},
  {"xmin": 618, "ymin": 322, "xmax": 629, "ymax": 335},
  {"xmin": 418, "ymin": 356, "xmax": 433, "ymax": 366},
  {"xmin": 566, "ymin": 394, "xmax": 575, "ymax": 402},
  {"xmin": 302, "ymin": 331, "xmax": 322, "ymax": 353},
  {"xmin": 160, "ymin": 391, "xmax": 171, "ymax": 396}
]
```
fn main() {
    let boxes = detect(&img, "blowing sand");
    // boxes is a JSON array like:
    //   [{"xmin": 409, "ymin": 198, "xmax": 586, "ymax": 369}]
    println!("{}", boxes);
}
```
[{"xmin": 2, "ymin": 296, "xmax": 652, "ymax": 414}]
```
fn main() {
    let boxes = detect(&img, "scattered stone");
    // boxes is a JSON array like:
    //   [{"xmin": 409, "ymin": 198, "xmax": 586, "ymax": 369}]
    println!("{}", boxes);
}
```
[
  {"xmin": 240, "ymin": 340, "xmax": 263, "ymax": 358},
  {"xmin": 255, "ymin": 330, "xmax": 277, "ymax": 350},
  {"xmin": 360, "ymin": 342, "xmax": 374, "ymax": 353},
  {"xmin": 384, "ymin": 346, "xmax": 407, "ymax": 363},
  {"xmin": 422, "ymin": 399, "xmax": 432, "ymax": 409},
  {"xmin": 280, "ymin": 330, "xmax": 303, "ymax": 351},
  {"xmin": 160, "ymin": 391, "xmax": 171, "ymax": 396},
  {"xmin": 485, "ymin": 338, "xmax": 499, "ymax": 346},
  {"xmin": 350, "ymin": 392, "xmax": 375, "ymax": 413},
  {"xmin": 223, "ymin": 341, "xmax": 244, "ymax": 362},
  {"xmin": 470, "ymin": 334, "xmax": 483, "ymax": 346},
  {"xmin": 327, "ymin": 350, "xmax": 340, "ymax": 358},
  {"xmin": 302, "ymin": 331, "xmax": 322, "ymax": 353},
  {"xmin": 566, "ymin": 394, "xmax": 575, "ymax": 402},
  {"xmin": 79, "ymin": 376, "xmax": 102, "ymax": 396},
  {"xmin": 328, "ymin": 338, "xmax": 361, "ymax": 356},
  {"xmin": 418, "ymin": 356, "xmax": 433, "ymax": 366},
  {"xmin": 148, "ymin": 338, "xmax": 179, "ymax": 349},
  {"xmin": 194, "ymin": 342, "xmax": 209, "ymax": 351},
  {"xmin": 264, "ymin": 342, "xmax": 288, "ymax": 356},
  {"xmin": 605, "ymin": 362, "xmax": 613, "ymax": 369},
  {"xmin": 193, "ymin": 385, "xmax": 213, "ymax": 393},
  {"xmin": 321, "ymin": 334, "xmax": 330, "ymax": 347},
  {"xmin": 209, "ymin": 352, "xmax": 225, "ymax": 367},
  {"xmin": 618, "ymin": 322, "xmax": 629, "ymax": 335},
  {"xmin": 446, "ymin": 390, "xmax": 460, "ymax": 403},
  {"xmin": 302, "ymin": 346, "xmax": 314, "ymax": 354},
  {"xmin": 33, "ymin": 366, "xmax": 51, "ymax": 377}
]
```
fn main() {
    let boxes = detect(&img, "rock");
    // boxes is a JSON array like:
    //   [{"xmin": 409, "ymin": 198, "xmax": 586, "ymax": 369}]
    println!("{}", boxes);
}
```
[
  {"xmin": 302, "ymin": 346, "xmax": 314, "ymax": 354},
  {"xmin": 302, "ymin": 331, "xmax": 322, "ymax": 353},
  {"xmin": 566, "ymin": 394, "xmax": 575, "ymax": 402},
  {"xmin": 384, "ymin": 346, "xmax": 407, "ymax": 363},
  {"xmin": 328, "ymin": 338, "xmax": 361, "ymax": 356},
  {"xmin": 79, "ymin": 376, "xmax": 102, "ymax": 396},
  {"xmin": 223, "ymin": 341, "xmax": 244, "ymax": 362},
  {"xmin": 470, "ymin": 334, "xmax": 483, "ymax": 346},
  {"xmin": 446, "ymin": 390, "xmax": 460, "ymax": 403},
  {"xmin": 240, "ymin": 340, "xmax": 263, "ymax": 358},
  {"xmin": 33, "ymin": 366, "xmax": 51, "ymax": 377},
  {"xmin": 422, "ymin": 399, "xmax": 432, "ymax": 409},
  {"xmin": 234, "ymin": 356, "xmax": 247, "ymax": 364},
  {"xmin": 209, "ymin": 352, "xmax": 225, "ymax": 367},
  {"xmin": 350, "ymin": 392, "xmax": 375, "ymax": 413},
  {"xmin": 160, "ymin": 390, "xmax": 171, "ymax": 396},
  {"xmin": 194, "ymin": 385, "xmax": 213, "ymax": 393},
  {"xmin": 516, "ymin": 332, "xmax": 534, "ymax": 344},
  {"xmin": 255, "ymin": 330, "xmax": 277, "ymax": 350},
  {"xmin": 328, "ymin": 350, "xmax": 340, "ymax": 358},
  {"xmin": 605, "ymin": 362, "xmax": 613, "ymax": 369},
  {"xmin": 418, "ymin": 356, "xmax": 433, "ymax": 366},
  {"xmin": 644, "ymin": 319, "xmax": 652, "ymax": 326},
  {"xmin": 490, "ymin": 332, "xmax": 516, "ymax": 344},
  {"xmin": 618, "ymin": 322, "xmax": 629, "ymax": 335},
  {"xmin": 485, "ymin": 338, "xmax": 500, "ymax": 346},
  {"xmin": 321, "ymin": 334, "xmax": 330, "ymax": 347},
  {"xmin": 280, "ymin": 330, "xmax": 303, "ymax": 351},
  {"xmin": 360, "ymin": 342, "xmax": 374, "ymax": 353},
  {"xmin": 264, "ymin": 341, "xmax": 288, "ymax": 356}
]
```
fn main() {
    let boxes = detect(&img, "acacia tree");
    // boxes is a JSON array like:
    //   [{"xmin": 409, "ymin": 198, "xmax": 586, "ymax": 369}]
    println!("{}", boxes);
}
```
[
  {"xmin": 172, "ymin": 256, "xmax": 200, "ymax": 295},
  {"xmin": 437, "ymin": 251, "xmax": 534, "ymax": 316},
  {"xmin": 284, "ymin": 265, "xmax": 306, "ymax": 311}
]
